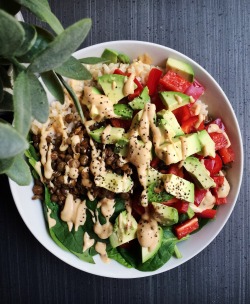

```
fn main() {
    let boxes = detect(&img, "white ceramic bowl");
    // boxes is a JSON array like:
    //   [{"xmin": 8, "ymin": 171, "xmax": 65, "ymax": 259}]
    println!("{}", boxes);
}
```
[{"xmin": 9, "ymin": 41, "xmax": 243, "ymax": 278}]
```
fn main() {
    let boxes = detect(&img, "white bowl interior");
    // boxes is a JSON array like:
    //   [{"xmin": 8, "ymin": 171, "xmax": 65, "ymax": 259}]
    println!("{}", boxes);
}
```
[{"xmin": 9, "ymin": 41, "xmax": 243, "ymax": 278}]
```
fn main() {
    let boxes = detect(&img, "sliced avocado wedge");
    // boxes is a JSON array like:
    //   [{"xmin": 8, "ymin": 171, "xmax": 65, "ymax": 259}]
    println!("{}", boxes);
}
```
[
  {"xmin": 113, "ymin": 103, "xmax": 133, "ymax": 119},
  {"xmin": 159, "ymin": 91, "xmax": 191, "ymax": 111},
  {"xmin": 197, "ymin": 130, "xmax": 216, "ymax": 158},
  {"xmin": 109, "ymin": 211, "xmax": 138, "ymax": 248},
  {"xmin": 98, "ymin": 74, "xmax": 126, "ymax": 103},
  {"xmin": 142, "ymin": 226, "xmax": 163, "ymax": 263},
  {"xmin": 94, "ymin": 171, "xmax": 133, "ymax": 193},
  {"xmin": 89, "ymin": 125, "xmax": 125, "ymax": 144},
  {"xmin": 167, "ymin": 57, "xmax": 194, "ymax": 82},
  {"xmin": 101, "ymin": 48, "xmax": 118, "ymax": 63},
  {"xmin": 183, "ymin": 156, "xmax": 216, "ymax": 189},
  {"xmin": 152, "ymin": 202, "xmax": 179, "ymax": 226},
  {"xmin": 128, "ymin": 86, "xmax": 150, "ymax": 110},
  {"xmin": 157, "ymin": 109, "xmax": 184, "ymax": 137}
]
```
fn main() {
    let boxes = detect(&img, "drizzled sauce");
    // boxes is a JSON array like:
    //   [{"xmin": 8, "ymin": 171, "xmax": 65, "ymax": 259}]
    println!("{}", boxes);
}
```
[
  {"xmin": 123, "ymin": 73, "xmax": 135, "ymax": 96},
  {"xmin": 83, "ymin": 232, "xmax": 95, "ymax": 252},
  {"xmin": 189, "ymin": 190, "xmax": 216, "ymax": 213},
  {"xmin": 95, "ymin": 242, "xmax": 110, "ymax": 263},
  {"xmin": 47, "ymin": 208, "xmax": 56, "ymax": 228},
  {"xmin": 207, "ymin": 123, "xmax": 231, "ymax": 148},
  {"xmin": 217, "ymin": 171, "xmax": 230, "ymax": 198}
]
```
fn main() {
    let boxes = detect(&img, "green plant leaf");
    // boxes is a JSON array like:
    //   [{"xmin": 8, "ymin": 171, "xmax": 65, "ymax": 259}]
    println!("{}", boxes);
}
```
[
  {"xmin": 0, "ymin": 77, "xmax": 3, "ymax": 102},
  {"xmin": 0, "ymin": 157, "xmax": 14, "ymax": 174},
  {"xmin": 15, "ymin": 0, "xmax": 64, "ymax": 35},
  {"xmin": 39, "ymin": 0, "xmax": 50, "ymax": 10},
  {"xmin": 13, "ymin": 71, "xmax": 32, "ymax": 136},
  {"xmin": 107, "ymin": 248, "xmax": 132, "ymax": 268},
  {"xmin": 0, "ymin": 9, "xmax": 25, "ymax": 56},
  {"xmin": 6, "ymin": 153, "xmax": 32, "ymax": 185},
  {"xmin": 0, "ymin": 122, "xmax": 28, "ymax": 158},
  {"xmin": 17, "ymin": 26, "xmax": 54, "ymax": 63},
  {"xmin": 78, "ymin": 57, "xmax": 109, "ymax": 64},
  {"xmin": 0, "ymin": 91, "xmax": 13, "ymax": 111},
  {"xmin": 27, "ymin": 72, "xmax": 49, "ymax": 123},
  {"xmin": 41, "ymin": 70, "xmax": 64, "ymax": 103},
  {"xmin": 14, "ymin": 22, "xmax": 37, "ymax": 57},
  {"xmin": 0, "ymin": 66, "xmax": 12, "ymax": 88},
  {"xmin": 0, "ymin": 0, "xmax": 21, "ymax": 16},
  {"xmin": 28, "ymin": 18, "xmax": 92, "ymax": 74},
  {"xmin": 57, "ymin": 74, "xmax": 85, "ymax": 123},
  {"xmin": 55, "ymin": 56, "xmax": 92, "ymax": 80}
]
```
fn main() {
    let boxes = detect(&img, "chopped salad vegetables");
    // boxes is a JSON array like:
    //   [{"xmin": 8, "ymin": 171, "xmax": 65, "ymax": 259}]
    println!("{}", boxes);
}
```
[{"xmin": 27, "ymin": 49, "xmax": 234, "ymax": 271}]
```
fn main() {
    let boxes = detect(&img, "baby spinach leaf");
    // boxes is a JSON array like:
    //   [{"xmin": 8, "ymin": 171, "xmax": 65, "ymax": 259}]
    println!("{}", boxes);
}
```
[
  {"xmin": 16, "ymin": 0, "xmax": 64, "ymax": 35},
  {"xmin": 57, "ymin": 74, "xmax": 85, "ymax": 123},
  {"xmin": 6, "ymin": 153, "xmax": 32, "ymax": 185},
  {"xmin": 13, "ymin": 71, "xmax": 32, "ymax": 137},
  {"xmin": 55, "ymin": 56, "xmax": 92, "ymax": 80},
  {"xmin": 147, "ymin": 182, "xmax": 173, "ymax": 203},
  {"xmin": 28, "ymin": 18, "xmax": 92, "ymax": 74},
  {"xmin": 78, "ymin": 57, "xmax": 109, "ymax": 64},
  {"xmin": 41, "ymin": 70, "xmax": 64, "ymax": 104},
  {"xmin": 0, "ymin": 9, "xmax": 24, "ymax": 56},
  {"xmin": 107, "ymin": 248, "xmax": 133, "ymax": 268},
  {"xmin": 14, "ymin": 22, "xmax": 37, "ymax": 57},
  {"xmin": 70, "ymin": 249, "xmax": 95, "ymax": 264},
  {"xmin": 118, "ymin": 241, "xmax": 141, "ymax": 268},
  {"xmin": 0, "ymin": 122, "xmax": 28, "ymax": 158}
]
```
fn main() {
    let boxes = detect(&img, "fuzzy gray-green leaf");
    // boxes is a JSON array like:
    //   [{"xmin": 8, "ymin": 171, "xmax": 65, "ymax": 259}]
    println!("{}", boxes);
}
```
[
  {"xmin": 27, "ymin": 73, "xmax": 49, "ymax": 123},
  {"xmin": 6, "ymin": 154, "xmax": 32, "ymax": 185},
  {"xmin": 13, "ymin": 71, "xmax": 32, "ymax": 136},
  {"xmin": 0, "ymin": 157, "xmax": 14, "ymax": 174},
  {"xmin": 14, "ymin": 22, "xmax": 37, "ymax": 57},
  {"xmin": 0, "ymin": 122, "xmax": 28, "ymax": 158},
  {"xmin": 15, "ymin": 0, "xmax": 64, "ymax": 35},
  {"xmin": 41, "ymin": 71, "xmax": 64, "ymax": 103},
  {"xmin": 0, "ymin": 9, "xmax": 25, "ymax": 56},
  {"xmin": 28, "ymin": 18, "xmax": 92, "ymax": 74},
  {"xmin": 55, "ymin": 56, "xmax": 92, "ymax": 80},
  {"xmin": 78, "ymin": 57, "xmax": 109, "ymax": 64}
]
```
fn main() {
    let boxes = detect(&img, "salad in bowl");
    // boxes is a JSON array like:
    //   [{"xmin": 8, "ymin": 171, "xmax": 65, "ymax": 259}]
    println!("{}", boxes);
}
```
[{"xmin": 10, "ymin": 41, "xmax": 243, "ymax": 278}]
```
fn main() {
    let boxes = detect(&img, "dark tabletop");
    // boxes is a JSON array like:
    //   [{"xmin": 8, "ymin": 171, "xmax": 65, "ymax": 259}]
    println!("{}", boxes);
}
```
[{"xmin": 1, "ymin": 0, "xmax": 249, "ymax": 303}]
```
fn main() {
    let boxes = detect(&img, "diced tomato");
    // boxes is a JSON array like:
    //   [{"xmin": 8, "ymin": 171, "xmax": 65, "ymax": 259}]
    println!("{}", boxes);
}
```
[
  {"xmin": 147, "ymin": 68, "xmax": 163, "ymax": 95},
  {"xmin": 110, "ymin": 118, "xmax": 132, "ymax": 131},
  {"xmin": 218, "ymin": 146, "xmax": 235, "ymax": 164},
  {"xmin": 215, "ymin": 197, "xmax": 227, "ymax": 205},
  {"xmin": 184, "ymin": 79, "xmax": 205, "ymax": 101},
  {"xmin": 151, "ymin": 94, "xmax": 165, "ymax": 112},
  {"xmin": 196, "ymin": 120, "xmax": 205, "ymax": 131},
  {"xmin": 128, "ymin": 78, "xmax": 143, "ymax": 101},
  {"xmin": 159, "ymin": 70, "xmax": 192, "ymax": 93},
  {"xmin": 172, "ymin": 105, "xmax": 191, "ymax": 124},
  {"xmin": 162, "ymin": 197, "xmax": 179, "ymax": 206},
  {"xmin": 194, "ymin": 189, "xmax": 207, "ymax": 206},
  {"xmin": 167, "ymin": 164, "xmax": 184, "ymax": 178},
  {"xmin": 209, "ymin": 132, "xmax": 229, "ymax": 150},
  {"xmin": 173, "ymin": 200, "xmax": 189, "ymax": 214},
  {"xmin": 212, "ymin": 176, "xmax": 225, "ymax": 188},
  {"xmin": 196, "ymin": 209, "xmax": 217, "ymax": 219},
  {"xmin": 174, "ymin": 217, "xmax": 199, "ymax": 239},
  {"xmin": 203, "ymin": 153, "xmax": 222, "ymax": 175},
  {"xmin": 211, "ymin": 118, "xmax": 226, "ymax": 131},
  {"xmin": 113, "ymin": 69, "xmax": 127, "ymax": 76},
  {"xmin": 150, "ymin": 156, "xmax": 161, "ymax": 169},
  {"xmin": 181, "ymin": 116, "xmax": 199, "ymax": 134}
]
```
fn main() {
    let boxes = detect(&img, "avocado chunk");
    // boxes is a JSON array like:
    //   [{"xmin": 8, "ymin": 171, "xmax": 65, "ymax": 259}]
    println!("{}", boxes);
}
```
[
  {"xmin": 163, "ymin": 174, "xmax": 194, "ymax": 203},
  {"xmin": 183, "ymin": 156, "xmax": 216, "ymax": 189},
  {"xmin": 128, "ymin": 86, "xmax": 150, "ymax": 110},
  {"xmin": 113, "ymin": 104, "xmax": 133, "ymax": 119},
  {"xmin": 101, "ymin": 48, "xmax": 118, "ymax": 63},
  {"xmin": 98, "ymin": 74, "xmax": 126, "ymax": 103},
  {"xmin": 197, "ymin": 130, "xmax": 216, "ymax": 158},
  {"xmin": 152, "ymin": 202, "xmax": 179, "ymax": 226},
  {"xmin": 167, "ymin": 57, "xmax": 194, "ymax": 82},
  {"xmin": 109, "ymin": 211, "xmax": 138, "ymax": 248},
  {"xmin": 89, "ymin": 125, "xmax": 125, "ymax": 144},
  {"xmin": 94, "ymin": 171, "xmax": 133, "ymax": 193},
  {"xmin": 186, "ymin": 206, "xmax": 195, "ymax": 219},
  {"xmin": 157, "ymin": 109, "xmax": 184, "ymax": 137},
  {"xmin": 147, "ymin": 181, "xmax": 173, "ymax": 203},
  {"xmin": 141, "ymin": 226, "xmax": 163, "ymax": 263},
  {"xmin": 159, "ymin": 91, "xmax": 191, "ymax": 111},
  {"xmin": 117, "ymin": 52, "xmax": 131, "ymax": 64},
  {"xmin": 146, "ymin": 167, "xmax": 163, "ymax": 186},
  {"xmin": 114, "ymin": 137, "xmax": 129, "ymax": 157}
]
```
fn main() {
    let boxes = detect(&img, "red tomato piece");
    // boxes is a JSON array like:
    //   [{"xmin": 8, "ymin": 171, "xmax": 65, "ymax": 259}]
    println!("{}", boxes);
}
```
[
  {"xmin": 209, "ymin": 132, "xmax": 229, "ymax": 150},
  {"xmin": 174, "ymin": 217, "xmax": 199, "ymax": 239},
  {"xmin": 159, "ymin": 70, "xmax": 192, "ymax": 93},
  {"xmin": 172, "ymin": 105, "xmax": 191, "ymax": 124},
  {"xmin": 215, "ymin": 197, "xmax": 227, "ymax": 205},
  {"xmin": 151, "ymin": 94, "xmax": 165, "ymax": 112},
  {"xmin": 110, "ymin": 118, "xmax": 132, "ymax": 131},
  {"xmin": 162, "ymin": 197, "xmax": 179, "ymax": 206},
  {"xmin": 212, "ymin": 176, "xmax": 225, "ymax": 188},
  {"xmin": 196, "ymin": 209, "xmax": 217, "ymax": 219},
  {"xmin": 218, "ymin": 146, "xmax": 235, "ymax": 164},
  {"xmin": 184, "ymin": 79, "xmax": 205, "ymax": 100},
  {"xmin": 203, "ymin": 153, "xmax": 222, "ymax": 175},
  {"xmin": 167, "ymin": 164, "xmax": 184, "ymax": 178},
  {"xmin": 181, "ymin": 116, "xmax": 199, "ymax": 134},
  {"xmin": 128, "ymin": 78, "xmax": 143, "ymax": 101},
  {"xmin": 173, "ymin": 201, "xmax": 189, "ymax": 214},
  {"xmin": 113, "ymin": 69, "xmax": 127, "ymax": 76},
  {"xmin": 194, "ymin": 189, "xmax": 207, "ymax": 206},
  {"xmin": 196, "ymin": 120, "xmax": 205, "ymax": 131},
  {"xmin": 147, "ymin": 68, "xmax": 163, "ymax": 95},
  {"xmin": 150, "ymin": 156, "xmax": 161, "ymax": 169}
]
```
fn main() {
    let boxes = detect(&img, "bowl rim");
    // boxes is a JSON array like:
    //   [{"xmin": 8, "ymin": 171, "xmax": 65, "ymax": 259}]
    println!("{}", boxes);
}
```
[{"xmin": 9, "ymin": 40, "xmax": 244, "ymax": 278}]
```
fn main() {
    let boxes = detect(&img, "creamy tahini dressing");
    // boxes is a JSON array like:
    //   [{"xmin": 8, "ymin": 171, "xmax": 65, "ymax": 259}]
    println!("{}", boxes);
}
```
[
  {"xmin": 71, "ymin": 135, "xmax": 80, "ymax": 154},
  {"xmin": 217, "ymin": 171, "xmax": 230, "ymax": 198},
  {"xmin": 137, "ymin": 211, "xmax": 160, "ymax": 252},
  {"xmin": 95, "ymin": 242, "xmax": 110, "ymax": 263},
  {"xmin": 58, "ymin": 115, "xmax": 69, "ymax": 151},
  {"xmin": 44, "ymin": 143, "xmax": 54, "ymax": 179},
  {"xmin": 101, "ymin": 125, "xmax": 112, "ymax": 143},
  {"xmin": 47, "ymin": 208, "xmax": 56, "ymax": 228},
  {"xmin": 189, "ymin": 190, "xmax": 216, "ymax": 213},
  {"xmin": 94, "ymin": 210, "xmax": 113, "ymax": 239},
  {"xmin": 123, "ymin": 73, "xmax": 135, "ymax": 96},
  {"xmin": 207, "ymin": 123, "xmax": 231, "ymax": 148},
  {"xmin": 60, "ymin": 193, "xmax": 87, "ymax": 231},
  {"xmin": 83, "ymin": 232, "xmax": 95, "ymax": 252},
  {"xmin": 98, "ymin": 197, "xmax": 115, "ymax": 220}
]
